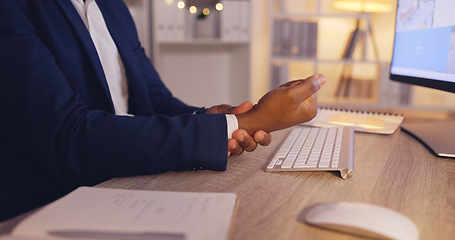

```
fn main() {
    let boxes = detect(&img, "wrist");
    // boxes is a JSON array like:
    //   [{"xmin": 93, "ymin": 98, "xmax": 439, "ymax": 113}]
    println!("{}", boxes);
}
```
[
  {"xmin": 237, "ymin": 105, "xmax": 292, "ymax": 135},
  {"xmin": 237, "ymin": 110, "xmax": 267, "ymax": 136}
]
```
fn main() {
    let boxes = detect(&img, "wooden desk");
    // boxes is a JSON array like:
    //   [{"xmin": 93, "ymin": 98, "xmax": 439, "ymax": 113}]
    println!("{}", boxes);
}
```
[
  {"xmin": 99, "ymin": 118, "xmax": 455, "ymax": 240},
  {"xmin": 1, "ymin": 118, "xmax": 455, "ymax": 239}
]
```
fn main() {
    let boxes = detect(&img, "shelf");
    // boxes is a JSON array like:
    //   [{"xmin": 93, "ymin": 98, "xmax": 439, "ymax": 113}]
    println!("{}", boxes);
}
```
[
  {"xmin": 157, "ymin": 40, "xmax": 249, "ymax": 46},
  {"xmin": 271, "ymin": 57, "xmax": 387, "ymax": 64},
  {"xmin": 268, "ymin": 0, "xmax": 386, "ymax": 107},
  {"xmin": 273, "ymin": 12, "xmax": 367, "ymax": 19},
  {"xmin": 150, "ymin": 0, "xmax": 252, "ymax": 107}
]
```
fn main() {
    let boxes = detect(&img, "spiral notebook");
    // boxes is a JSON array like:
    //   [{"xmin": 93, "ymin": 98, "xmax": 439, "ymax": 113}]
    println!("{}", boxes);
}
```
[{"xmin": 302, "ymin": 107, "xmax": 404, "ymax": 134}]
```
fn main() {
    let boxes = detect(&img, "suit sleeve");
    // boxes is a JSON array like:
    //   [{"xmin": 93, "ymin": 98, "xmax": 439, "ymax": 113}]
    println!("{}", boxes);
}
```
[{"xmin": 0, "ymin": 1, "xmax": 228, "ymax": 186}]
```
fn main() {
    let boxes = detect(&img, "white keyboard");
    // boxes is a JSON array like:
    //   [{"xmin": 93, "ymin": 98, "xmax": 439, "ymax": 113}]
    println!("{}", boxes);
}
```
[{"xmin": 266, "ymin": 126, "xmax": 354, "ymax": 179}]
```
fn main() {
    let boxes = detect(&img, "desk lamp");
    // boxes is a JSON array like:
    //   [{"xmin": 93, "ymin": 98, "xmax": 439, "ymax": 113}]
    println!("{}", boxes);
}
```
[{"xmin": 332, "ymin": 0, "xmax": 393, "ymax": 97}]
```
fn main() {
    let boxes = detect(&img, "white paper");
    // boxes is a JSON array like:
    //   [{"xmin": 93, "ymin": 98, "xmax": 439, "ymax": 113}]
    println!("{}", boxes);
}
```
[{"xmin": 12, "ymin": 187, "xmax": 237, "ymax": 240}]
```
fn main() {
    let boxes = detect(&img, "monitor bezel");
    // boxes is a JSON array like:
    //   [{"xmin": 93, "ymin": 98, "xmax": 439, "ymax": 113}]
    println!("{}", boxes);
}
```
[{"xmin": 389, "ymin": 73, "xmax": 455, "ymax": 94}]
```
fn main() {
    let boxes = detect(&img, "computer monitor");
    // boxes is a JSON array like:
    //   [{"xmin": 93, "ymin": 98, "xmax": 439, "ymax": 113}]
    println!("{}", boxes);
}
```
[{"xmin": 390, "ymin": 0, "xmax": 455, "ymax": 158}]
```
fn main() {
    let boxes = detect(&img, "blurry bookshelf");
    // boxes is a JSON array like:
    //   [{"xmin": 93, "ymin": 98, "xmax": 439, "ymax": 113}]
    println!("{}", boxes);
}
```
[
  {"xmin": 125, "ymin": 0, "xmax": 252, "ymax": 107},
  {"xmin": 153, "ymin": 0, "xmax": 250, "ymax": 43},
  {"xmin": 267, "ymin": 0, "xmax": 455, "ymax": 114},
  {"xmin": 151, "ymin": 0, "xmax": 252, "ymax": 107},
  {"xmin": 268, "ymin": 0, "xmax": 408, "ymax": 110}
]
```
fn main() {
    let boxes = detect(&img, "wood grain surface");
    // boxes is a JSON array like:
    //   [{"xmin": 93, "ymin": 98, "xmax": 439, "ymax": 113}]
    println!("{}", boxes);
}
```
[
  {"xmin": 1, "ymin": 118, "xmax": 454, "ymax": 240},
  {"xmin": 96, "ymin": 118, "xmax": 455, "ymax": 240}
]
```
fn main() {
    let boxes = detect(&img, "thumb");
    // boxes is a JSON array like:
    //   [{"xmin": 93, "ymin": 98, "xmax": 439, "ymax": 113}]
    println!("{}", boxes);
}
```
[{"xmin": 289, "ymin": 74, "xmax": 327, "ymax": 102}]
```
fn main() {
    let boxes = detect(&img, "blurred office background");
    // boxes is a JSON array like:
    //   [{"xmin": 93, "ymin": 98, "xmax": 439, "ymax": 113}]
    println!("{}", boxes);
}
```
[{"xmin": 125, "ymin": 0, "xmax": 455, "ymax": 117}]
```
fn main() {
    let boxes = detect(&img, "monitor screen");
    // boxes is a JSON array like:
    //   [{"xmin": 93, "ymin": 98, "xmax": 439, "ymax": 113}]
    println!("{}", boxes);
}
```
[
  {"xmin": 390, "ymin": 0, "xmax": 455, "ymax": 93},
  {"xmin": 389, "ymin": 0, "xmax": 455, "ymax": 158}
]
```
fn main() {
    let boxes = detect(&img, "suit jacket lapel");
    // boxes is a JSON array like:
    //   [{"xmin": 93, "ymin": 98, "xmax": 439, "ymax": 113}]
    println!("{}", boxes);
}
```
[{"xmin": 55, "ymin": 0, "xmax": 114, "ymax": 109}]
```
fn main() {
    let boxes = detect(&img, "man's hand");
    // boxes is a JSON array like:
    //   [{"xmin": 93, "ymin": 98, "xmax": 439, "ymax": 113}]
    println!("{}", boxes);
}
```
[
  {"xmin": 205, "ymin": 101, "xmax": 272, "ymax": 156},
  {"xmin": 237, "ymin": 74, "xmax": 327, "ymax": 136}
]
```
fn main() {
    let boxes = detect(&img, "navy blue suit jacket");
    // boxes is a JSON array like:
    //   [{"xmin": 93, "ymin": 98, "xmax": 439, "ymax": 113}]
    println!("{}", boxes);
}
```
[{"xmin": 0, "ymin": 0, "xmax": 228, "ymax": 221}]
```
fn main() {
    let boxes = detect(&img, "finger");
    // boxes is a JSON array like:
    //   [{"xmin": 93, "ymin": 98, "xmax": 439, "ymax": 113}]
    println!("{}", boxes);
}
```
[
  {"xmin": 205, "ymin": 104, "xmax": 235, "ymax": 114},
  {"xmin": 230, "ymin": 101, "xmax": 253, "ymax": 115},
  {"xmin": 204, "ymin": 106, "xmax": 219, "ymax": 114},
  {"xmin": 217, "ymin": 104, "xmax": 235, "ymax": 114},
  {"xmin": 232, "ymin": 129, "xmax": 257, "ymax": 152},
  {"xmin": 280, "ymin": 79, "xmax": 301, "ymax": 88},
  {"xmin": 205, "ymin": 105, "xmax": 224, "ymax": 114},
  {"xmin": 289, "ymin": 74, "xmax": 327, "ymax": 102},
  {"xmin": 228, "ymin": 138, "xmax": 244, "ymax": 156},
  {"xmin": 253, "ymin": 130, "xmax": 272, "ymax": 146}
]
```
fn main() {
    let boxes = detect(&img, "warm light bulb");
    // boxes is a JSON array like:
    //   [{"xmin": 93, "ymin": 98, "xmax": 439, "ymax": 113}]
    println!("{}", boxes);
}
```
[
  {"xmin": 177, "ymin": 1, "xmax": 185, "ymax": 9},
  {"xmin": 202, "ymin": 8, "xmax": 210, "ymax": 15},
  {"xmin": 215, "ymin": 3, "xmax": 224, "ymax": 11},
  {"xmin": 165, "ymin": 0, "xmax": 173, "ymax": 5},
  {"xmin": 189, "ymin": 6, "xmax": 197, "ymax": 14}
]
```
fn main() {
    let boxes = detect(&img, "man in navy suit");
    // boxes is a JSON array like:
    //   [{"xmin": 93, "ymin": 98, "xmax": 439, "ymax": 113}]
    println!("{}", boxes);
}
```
[{"xmin": 0, "ymin": 0, "xmax": 326, "ymax": 221}]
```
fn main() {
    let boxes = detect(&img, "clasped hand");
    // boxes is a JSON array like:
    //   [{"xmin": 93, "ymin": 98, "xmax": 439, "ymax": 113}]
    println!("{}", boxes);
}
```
[{"xmin": 206, "ymin": 74, "xmax": 327, "ymax": 156}]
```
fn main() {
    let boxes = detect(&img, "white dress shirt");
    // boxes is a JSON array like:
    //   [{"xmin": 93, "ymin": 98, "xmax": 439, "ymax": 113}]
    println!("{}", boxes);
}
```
[
  {"xmin": 71, "ymin": 0, "xmax": 129, "ymax": 116},
  {"xmin": 70, "ymin": 0, "xmax": 238, "ymax": 138}
]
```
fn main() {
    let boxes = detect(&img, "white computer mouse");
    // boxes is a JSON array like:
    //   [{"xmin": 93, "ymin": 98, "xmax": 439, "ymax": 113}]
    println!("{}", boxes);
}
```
[{"xmin": 304, "ymin": 201, "xmax": 419, "ymax": 240}]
